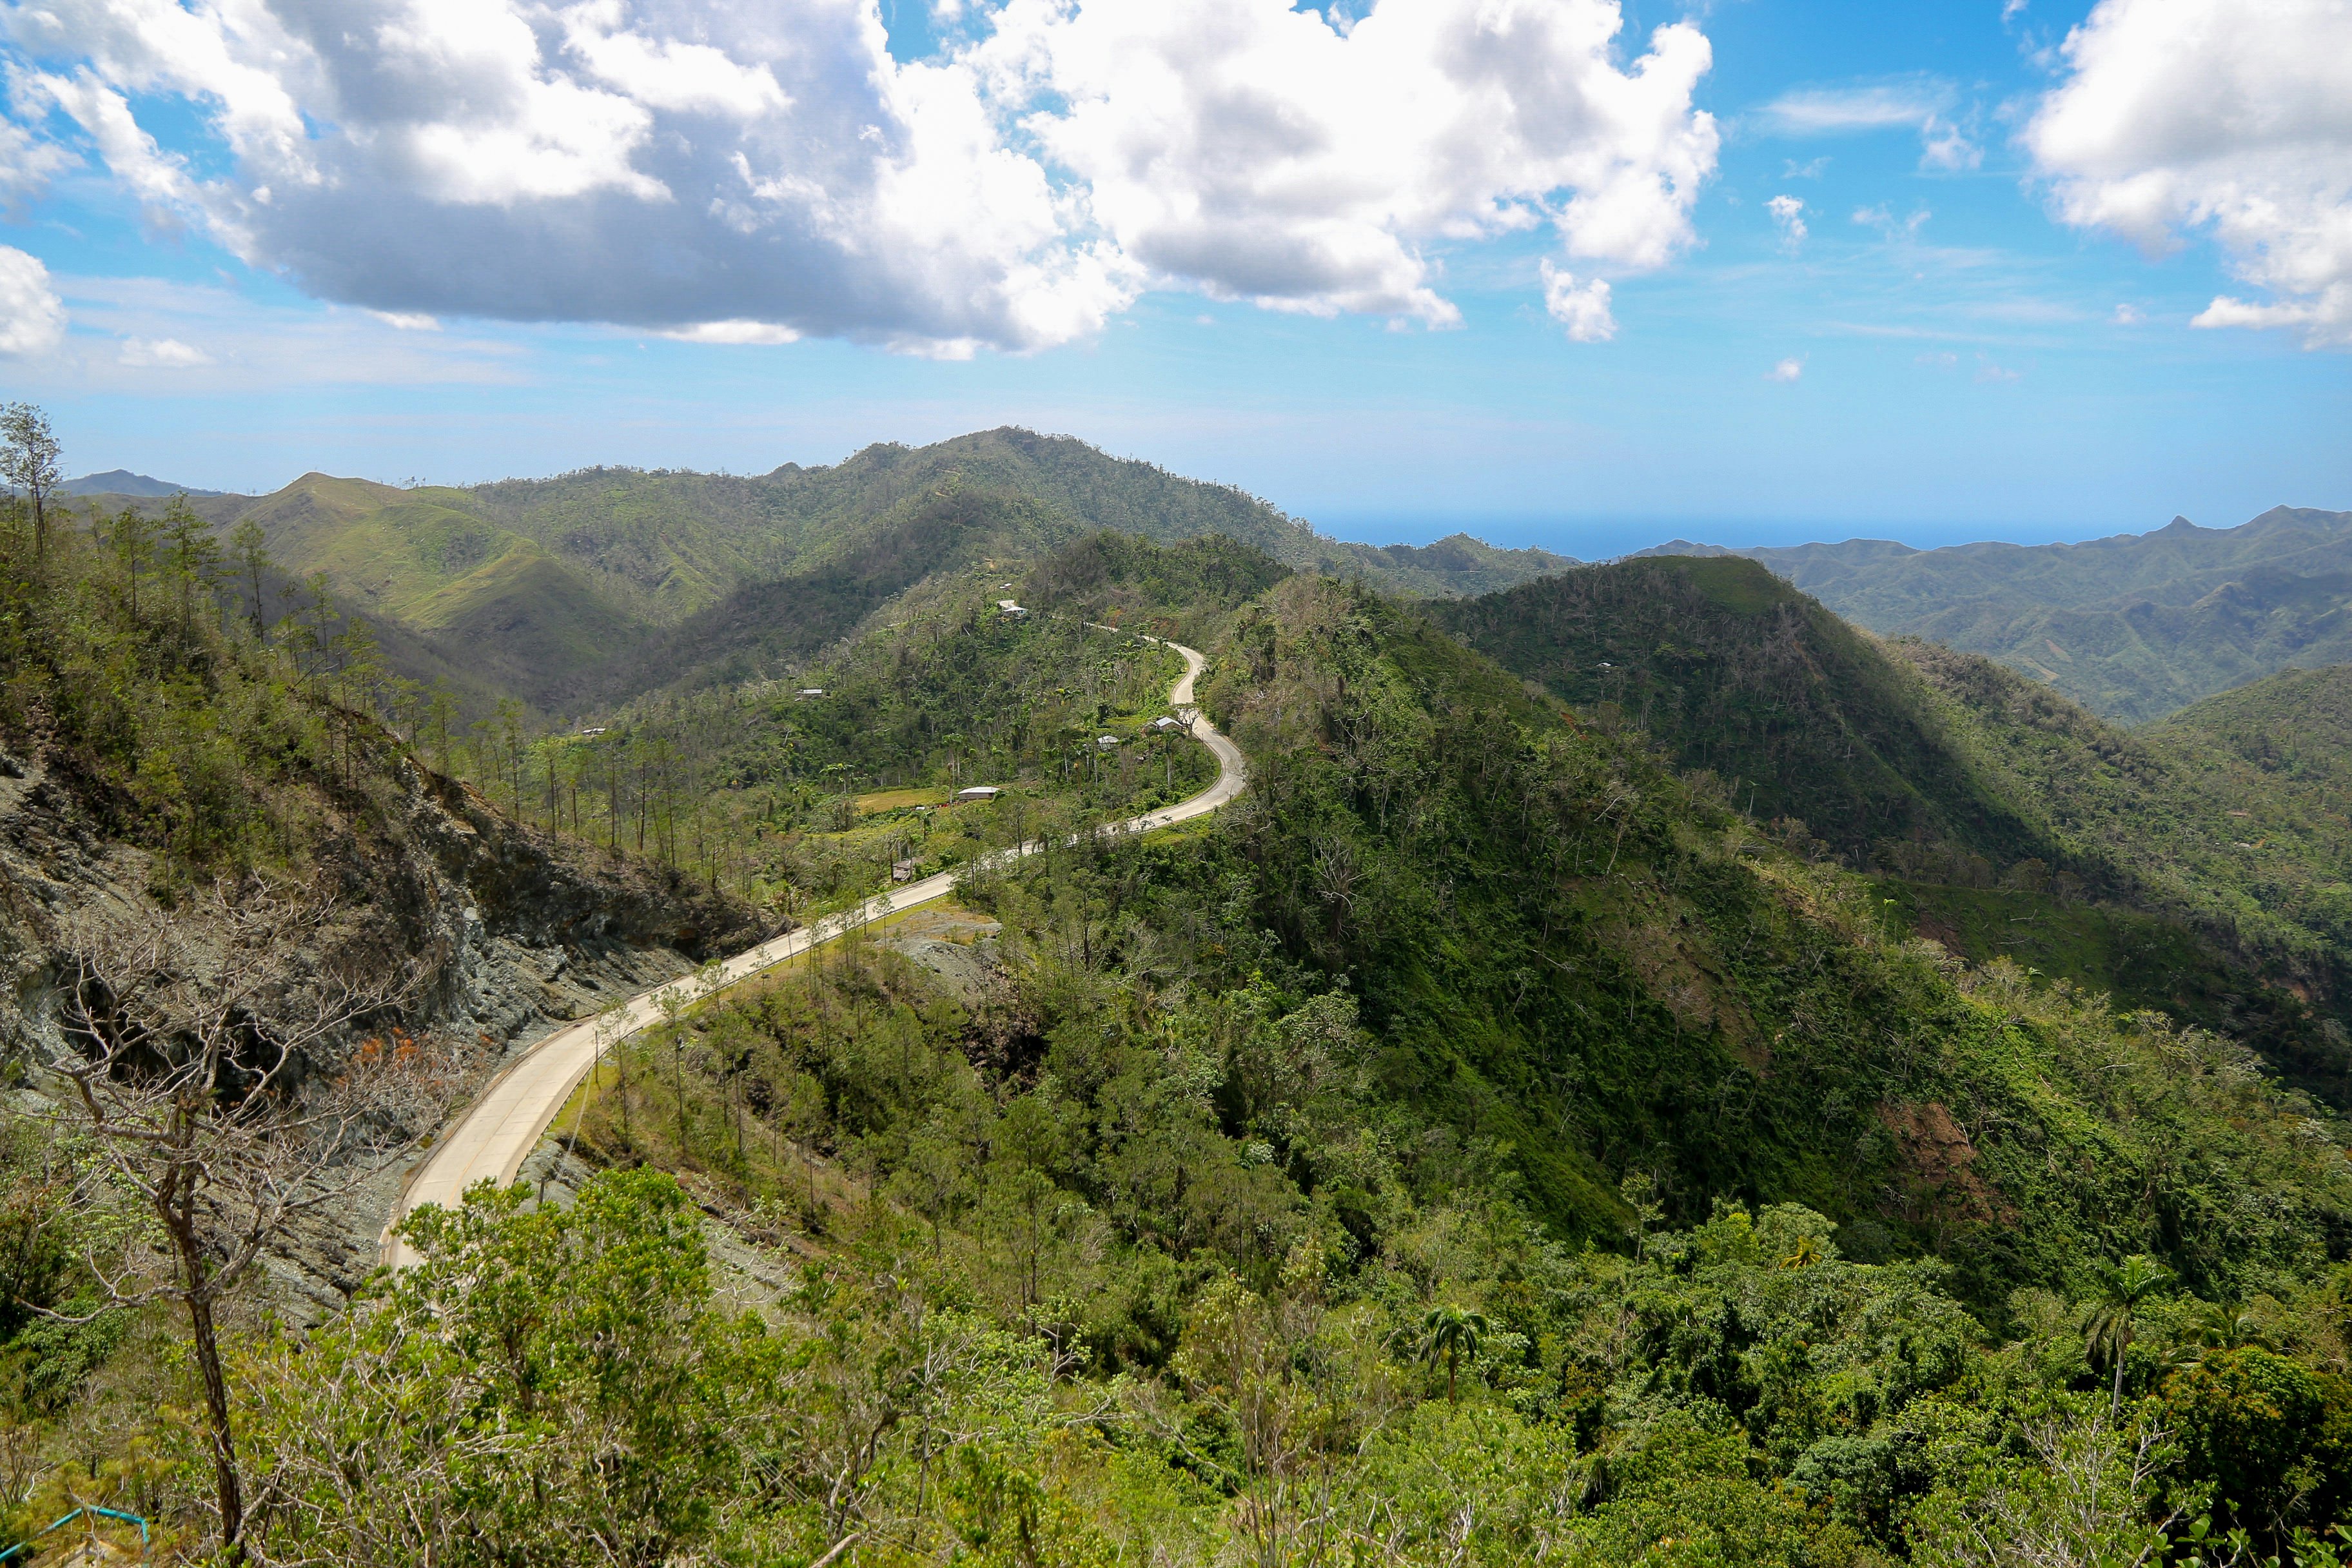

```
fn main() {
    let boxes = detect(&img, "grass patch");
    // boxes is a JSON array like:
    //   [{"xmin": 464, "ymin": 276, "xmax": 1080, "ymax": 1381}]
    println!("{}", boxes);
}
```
[{"xmin": 855, "ymin": 787, "xmax": 950, "ymax": 814}]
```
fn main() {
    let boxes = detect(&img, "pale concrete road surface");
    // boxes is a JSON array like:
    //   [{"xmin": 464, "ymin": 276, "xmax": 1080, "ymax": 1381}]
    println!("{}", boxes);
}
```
[{"xmin": 382, "ymin": 638, "xmax": 1241, "ymax": 1266}]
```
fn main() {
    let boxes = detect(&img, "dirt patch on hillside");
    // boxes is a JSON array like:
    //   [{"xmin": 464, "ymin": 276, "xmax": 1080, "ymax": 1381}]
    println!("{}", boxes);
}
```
[{"xmin": 1878, "ymin": 1099, "xmax": 2015, "ymax": 1224}]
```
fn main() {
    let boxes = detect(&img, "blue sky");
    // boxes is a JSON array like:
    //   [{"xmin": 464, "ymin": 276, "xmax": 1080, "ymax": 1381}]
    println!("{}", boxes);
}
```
[{"xmin": 0, "ymin": 0, "xmax": 2345, "ymax": 560}]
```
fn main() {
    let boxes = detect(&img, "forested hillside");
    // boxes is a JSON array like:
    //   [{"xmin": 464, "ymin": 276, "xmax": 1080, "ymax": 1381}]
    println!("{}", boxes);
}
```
[
  {"xmin": 10, "ymin": 407, "xmax": 2352, "ymax": 1565},
  {"xmin": 199, "ymin": 569, "xmax": 2352, "ymax": 1568},
  {"xmin": 1442, "ymin": 556, "xmax": 2352, "ymax": 1105},
  {"xmin": 1646, "ymin": 506, "xmax": 2352, "ymax": 722},
  {"xmin": 0, "ymin": 485, "xmax": 758, "ymax": 976},
  {"xmin": 75, "ymin": 429, "xmax": 1572, "ymax": 712},
  {"xmin": 547, "ymin": 542, "xmax": 1242, "ymax": 917},
  {"xmin": 1430, "ymin": 556, "xmax": 2050, "ymax": 865},
  {"xmin": 0, "ymin": 449, "xmax": 805, "ymax": 1553}
]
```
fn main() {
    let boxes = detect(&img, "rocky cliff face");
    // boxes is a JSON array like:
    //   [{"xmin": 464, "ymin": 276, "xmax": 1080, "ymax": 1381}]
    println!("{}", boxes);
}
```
[
  {"xmin": 0, "ymin": 728, "xmax": 776, "ymax": 1317},
  {"xmin": 1, "ymin": 741, "xmax": 770, "ymax": 1053},
  {"xmin": 355, "ymin": 763, "xmax": 774, "ymax": 1040}
]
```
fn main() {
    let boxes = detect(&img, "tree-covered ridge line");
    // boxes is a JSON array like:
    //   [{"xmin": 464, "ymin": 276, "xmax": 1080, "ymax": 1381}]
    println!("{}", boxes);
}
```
[
  {"xmin": 0, "ymin": 420, "xmax": 1240, "ymax": 936},
  {"xmin": 1436, "ymin": 554, "xmax": 2352, "ymax": 1108},
  {"xmin": 0, "ymin": 445, "xmax": 650, "ymax": 904},
  {"xmin": 1641, "ymin": 506, "xmax": 2352, "ymax": 724},
  {"xmin": 1192, "ymin": 576, "xmax": 2347, "ymax": 1291},
  {"xmin": 0, "ymin": 406, "xmax": 764, "ymax": 955},
  {"xmin": 72, "ymin": 427, "xmax": 1575, "ymax": 714}
]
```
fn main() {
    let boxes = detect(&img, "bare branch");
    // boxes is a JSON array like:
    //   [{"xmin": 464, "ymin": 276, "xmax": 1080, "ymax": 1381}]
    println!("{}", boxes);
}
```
[{"xmin": 31, "ymin": 877, "xmax": 467, "ymax": 1551}]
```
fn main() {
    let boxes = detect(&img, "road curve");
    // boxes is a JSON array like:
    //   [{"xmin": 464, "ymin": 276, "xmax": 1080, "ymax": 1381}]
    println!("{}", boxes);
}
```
[{"xmin": 383, "ymin": 636, "xmax": 1240, "ymax": 1266}]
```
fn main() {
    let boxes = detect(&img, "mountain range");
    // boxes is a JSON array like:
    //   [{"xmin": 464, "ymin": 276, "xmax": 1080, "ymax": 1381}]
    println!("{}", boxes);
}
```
[
  {"xmin": 1645, "ymin": 505, "xmax": 2352, "ymax": 723},
  {"xmin": 70, "ymin": 429, "xmax": 1574, "ymax": 710},
  {"xmin": 64, "ymin": 436, "xmax": 2342, "ymax": 730},
  {"xmin": 1436, "ymin": 554, "xmax": 2352, "ymax": 1103},
  {"xmin": 52, "ymin": 426, "xmax": 2352, "ymax": 1098},
  {"xmin": 11, "ymin": 426, "xmax": 2352, "ymax": 1563}
]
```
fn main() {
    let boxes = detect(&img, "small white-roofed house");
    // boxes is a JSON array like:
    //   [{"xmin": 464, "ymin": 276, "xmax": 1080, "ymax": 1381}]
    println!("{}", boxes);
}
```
[{"xmin": 954, "ymin": 786, "xmax": 1002, "ymax": 804}]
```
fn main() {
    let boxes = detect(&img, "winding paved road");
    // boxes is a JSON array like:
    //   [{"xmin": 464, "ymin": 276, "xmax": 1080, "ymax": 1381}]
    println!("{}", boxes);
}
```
[{"xmin": 383, "ymin": 636, "xmax": 1241, "ymax": 1266}]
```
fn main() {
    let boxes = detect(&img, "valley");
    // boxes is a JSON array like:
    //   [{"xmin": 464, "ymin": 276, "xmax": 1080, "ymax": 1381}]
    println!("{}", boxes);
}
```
[{"xmin": 382, "ymin": 632, "xmax": 1246, "ymax": 1267}]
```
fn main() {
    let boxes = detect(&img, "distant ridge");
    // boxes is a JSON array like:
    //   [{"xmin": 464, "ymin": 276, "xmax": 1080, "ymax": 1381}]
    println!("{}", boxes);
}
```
[
  {"xmin": 104, "ymin": 427, "xmax": 1576, "ymax": 712},
  {"xmin": 1634, "ymin": 504, "xmax": 2352, "ymax": 722},
  {"xmin": 61, "ymin": 469, "xmax": 231, "ymax": 498}
]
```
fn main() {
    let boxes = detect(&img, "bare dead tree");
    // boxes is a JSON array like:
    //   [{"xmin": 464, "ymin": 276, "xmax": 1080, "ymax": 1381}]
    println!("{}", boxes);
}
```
[{"xmin": 37, "ymin": 881, "xmax": 462, "ymax": 1553}]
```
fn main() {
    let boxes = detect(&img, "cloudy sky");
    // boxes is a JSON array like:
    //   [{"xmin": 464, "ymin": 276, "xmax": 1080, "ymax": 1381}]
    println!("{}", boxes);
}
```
[{"xmin": 0, "ymin": 0, "xmax": 2346, "ymax": 554}]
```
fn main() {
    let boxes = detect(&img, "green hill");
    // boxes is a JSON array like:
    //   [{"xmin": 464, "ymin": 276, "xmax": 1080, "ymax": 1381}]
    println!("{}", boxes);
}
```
[
  {"xmin": 471, "ymin": 429, "xmax": 1576, "ymax": 603},
  {"xmin": 2153, "ymin": 663, "xmax": 2352, "ymax": 799},
  {"xmin": 565, "ymin": 478, "xmax": 1087, "ymax": 703},
  {"xmin": 61, "ymin": 469, "xmax": 230, "ymax": 498},
  {"xmin": 538, "ymin": 534, "xmax": 1277, "ymax": 916},
  {"xmin": 543, "ymin": 551, "xmax": 2352, "ymax": 1301},
  {"xmin": 219, "ymin": 473, "xmax": 651, "ymax": 701},
  {"xmin": 101, "ymin": 430, "xmax": 1569, "ymax": 711},
  {"xmin": 1438, "ymin": 556, "xmax": 2352, "ymax": 1104},
  {"xmin": 1427, "ymin": 554, "xmax": 2052, "ymax": 866},
  {"xmin": 2141, "ymin": 665, "xmax": 2352, "ymax": 948},
  {"xmin": 1646, "ymin": 505, "xmax": 2352, "ymax": 722},
  {"xmin": 0, "ymin": 478, "xmax": 762, "ymax": 1003}
]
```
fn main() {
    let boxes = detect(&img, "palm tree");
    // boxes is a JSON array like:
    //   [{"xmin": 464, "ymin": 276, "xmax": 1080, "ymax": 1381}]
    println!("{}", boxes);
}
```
[
  {"xmin": 2184, "ymin": 1300, "xmax": 2268, "ymax": 1363},
  {"xmin": 1419, "ymin": 1305, "xmax": 1492, "ymax": 1405},
  {"xmin": 2084, "ymin": 1254, "xmax": 2172, "ymax": 1413}
]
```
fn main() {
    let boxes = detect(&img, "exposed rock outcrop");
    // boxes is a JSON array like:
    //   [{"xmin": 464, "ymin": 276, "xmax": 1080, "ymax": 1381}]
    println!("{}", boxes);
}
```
[{"xmin": 0, "ymin": 731, "xmax": 778, "ymax": 1320}]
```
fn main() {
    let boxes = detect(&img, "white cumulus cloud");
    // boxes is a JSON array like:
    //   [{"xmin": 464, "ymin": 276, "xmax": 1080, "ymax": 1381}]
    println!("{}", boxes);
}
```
[
  {"xmin": 1540, "ymin": 262, "xmax": 1615, "ymax": 342},
  {"xmin": 1766, "ymin": 356, "xmax": 1802, "ymax": 382},
  {"xmin": 1767, "ymin": 193, "xmax": 1806, "ymax": 253},
  {"xmin": 0, "ymin": 0, "xmax": 1721, "ymax": 353},
  {"xmin": 2025, "ymin": 0, "xmax": 2352, "ymax": 349},
  {"xmin": 976, "ymin": 0, "xmax": 1718, "ymax": 326},
  {"xmin": 0, "ymin": 244, "xmax": 65, "ymax": 355}
]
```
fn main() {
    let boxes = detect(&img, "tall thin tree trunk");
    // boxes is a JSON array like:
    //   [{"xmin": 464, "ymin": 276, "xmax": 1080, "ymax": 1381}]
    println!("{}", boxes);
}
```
[
  {"xmin": 619, "ymin": 1043, "xmax": 633, "ymax": 1144},
  {"xmin": 175, "ymin": 1229, "xmax": 244, "ymax": 1547}
]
